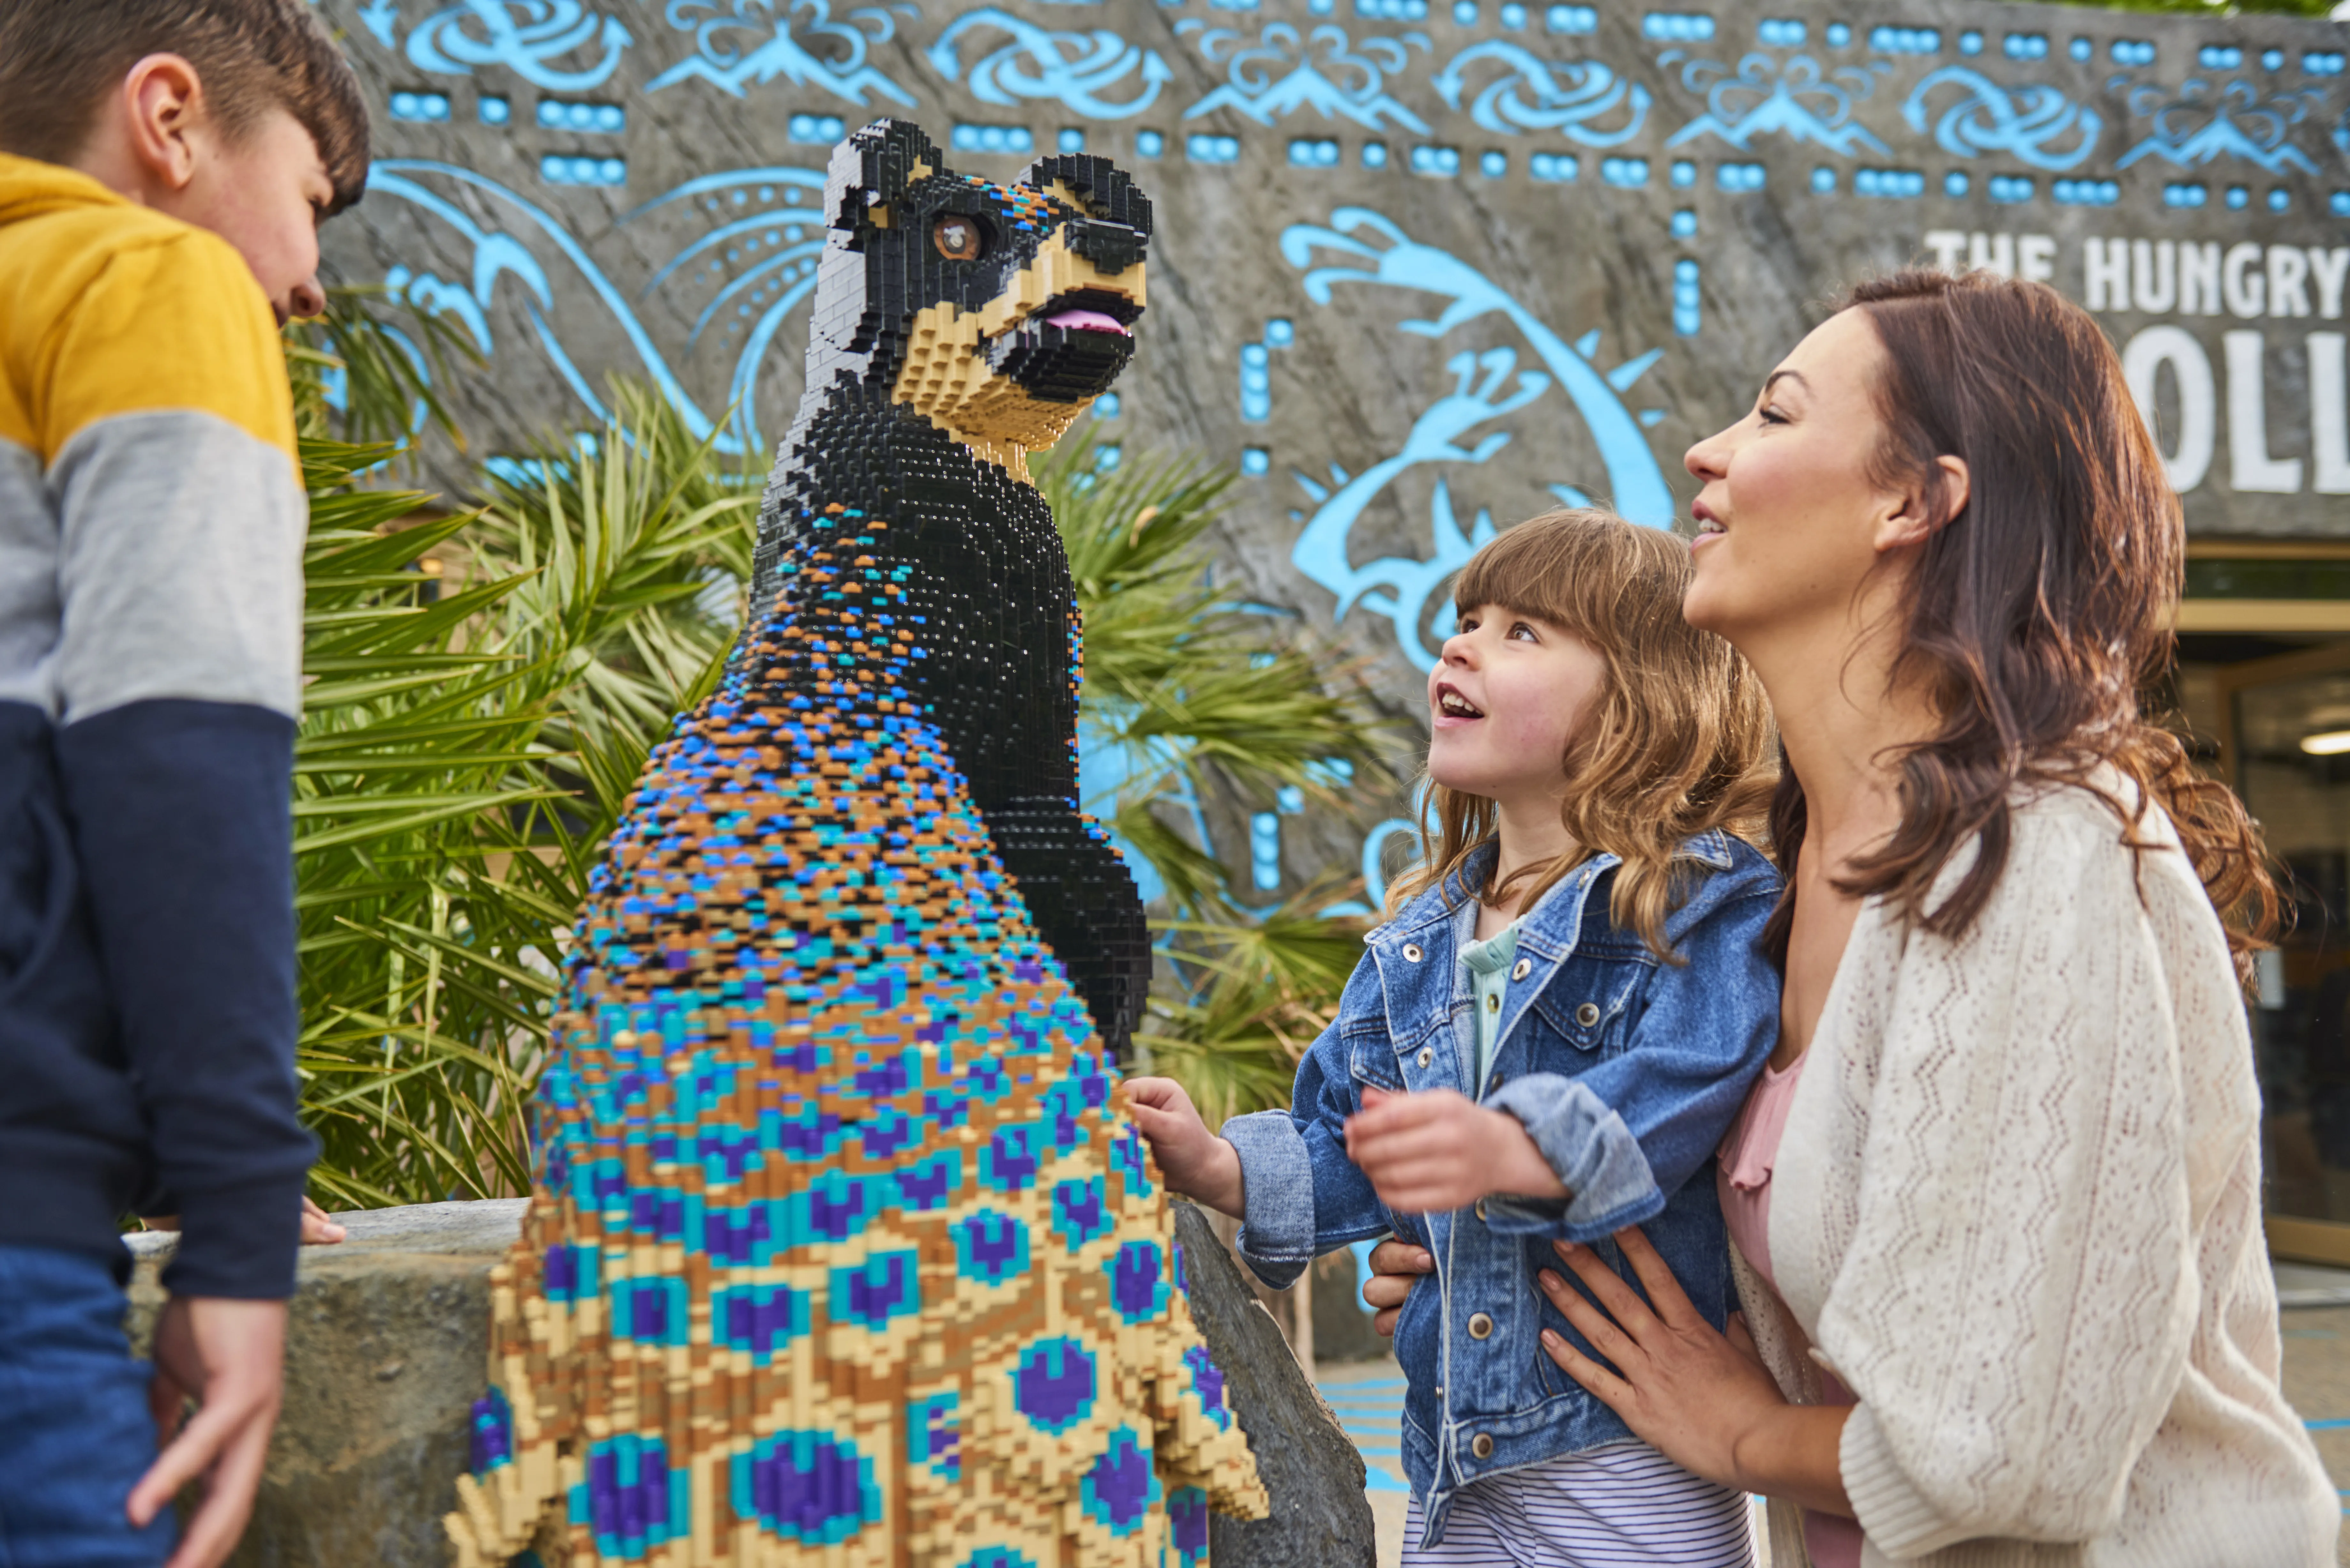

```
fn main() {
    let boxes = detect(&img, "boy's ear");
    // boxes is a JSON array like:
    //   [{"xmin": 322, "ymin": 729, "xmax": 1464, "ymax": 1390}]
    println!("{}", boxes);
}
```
[
  {"xmin": 121, "ymin": 52, "xmax": 207, "ymax": 194},
  {"xmin": 827, "ymin": 119, "xmax": 945, "ymax": 239}
]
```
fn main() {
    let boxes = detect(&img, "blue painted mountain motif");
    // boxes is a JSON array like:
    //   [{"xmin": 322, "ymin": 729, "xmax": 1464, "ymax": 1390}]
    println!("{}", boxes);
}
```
[
  {"xmin": 1663, "ymin": 51, "xmax": 1891, "ymax": 156},
  {"xmin": 1432, "ymin": 40, "xmax": 1648, "ymax": 143},
  {"xmin": 1278, "ymin": 208, "xmax": 1672, "ymax": 668},
  {"xmin": 363, "ymin": 159, "xmax": 836, "ymax": 458},
  {"xmin": 2117, "ymin": 78, "xmax": 2321, "ymax": 174},
  {"xmin": 1902, "ymin": 65, "xmax": 2100, "ymax": 169},
  {"xmin": 929, "ymin": 10, "xmax": 1171, "ymax": 119},
  {"xmin": 360, "ymin": 0, "xmax": 402, "ymax": 47},
  {"xmin": 1179, "ymin": 22, "xmax": 1431, "ymax": 132},
  {"xmin": 649, "ymin": 0, "xmax": 918, "ymax": 103},
  {"xmin": 405, "ymin": 0, "xmax": 634, "ymax": 90}
]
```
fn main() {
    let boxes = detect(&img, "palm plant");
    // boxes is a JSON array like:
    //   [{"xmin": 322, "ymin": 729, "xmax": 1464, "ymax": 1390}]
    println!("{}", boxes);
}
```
[
  {"xmin": 285, "ymin": 295, "xmax": 757, "ymax": 1205},
  {"xmin": 1036, "ymin": 438, "xmax": 1395, "ymax": 1124},
  {"xmin": 283, "ymin": 292, "xmax": 1395, "ymax": 1203}
]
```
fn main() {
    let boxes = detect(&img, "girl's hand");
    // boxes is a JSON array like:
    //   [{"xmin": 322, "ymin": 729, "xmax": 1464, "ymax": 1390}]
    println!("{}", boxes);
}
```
[
  {"xmin": 1345, "ymin": 1085, "xmax": 1567, "ymax": 1213},
  {"xmin": 1536, "ymin": 1227, "xmax": 1851, "ymax": 1514},
  {"xmin": 1123, "ymin": 1077, "xmax": 1245, "ymax": 1217}
]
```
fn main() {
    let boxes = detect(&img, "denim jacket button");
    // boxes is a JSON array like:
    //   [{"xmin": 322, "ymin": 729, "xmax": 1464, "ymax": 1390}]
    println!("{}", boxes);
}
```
[
  {"xmin": 1474, "ymin": 1197, "xmax": 1487, "ymax": 1221},
  {"xmin": 1472, "ymin": 1432, "xmax": 1495, "ymax": 1459},
  {"xmin": 1575, "ymin": 1001, "xmax": 1601, "ymax": 1027},
  {"xmin": 1511, "ymin": 958, "xmax": 1531, "ymax": 981},
  {"xmin": 1402, "ymin": 943, "xmax": 1424, "ymax": 962},
  {"xmin": 1468, "ymin": 1312, "xmax": 1494, "ymax": 1339},
  {"xmin": 1417, "ymin": 1046, "xmax": 1434, "ymax": 1067}
]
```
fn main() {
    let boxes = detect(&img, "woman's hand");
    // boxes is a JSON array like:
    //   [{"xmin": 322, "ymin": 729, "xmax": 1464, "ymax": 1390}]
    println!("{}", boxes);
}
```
[
  {"xmin": 1123, "ymin": 1077, "xmax": 1245, "ymax": 1217},
  {"xmin": 1345, "ymin": 1085, "xmax": 1566, "ymax": 1213},
  {"xmin": 1361, "ymin": 1238, "xmax": 1433, "ymax": 1336},
  {"xmin": 1536, "ymin": 1227, "xmax": 1852, "ymax": 1514}
]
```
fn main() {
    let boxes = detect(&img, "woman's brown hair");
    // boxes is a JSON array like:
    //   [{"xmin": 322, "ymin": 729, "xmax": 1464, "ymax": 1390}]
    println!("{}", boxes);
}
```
[
  {"xmin": 1385, "ymin": 509, "xmax": 1778, "ymax": 959},
  {"xmin": 1769, "ymin": 267, "xmax": 2281, "ymax": 964}
]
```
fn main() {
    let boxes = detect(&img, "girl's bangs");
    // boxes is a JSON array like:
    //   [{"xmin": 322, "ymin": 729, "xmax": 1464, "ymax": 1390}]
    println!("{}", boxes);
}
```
[{"xmin": 1450, "ymin": 510, "xmax": 1674, "ymax": 653}]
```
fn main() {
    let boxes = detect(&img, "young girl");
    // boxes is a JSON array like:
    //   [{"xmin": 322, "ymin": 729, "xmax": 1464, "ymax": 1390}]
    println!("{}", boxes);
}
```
[{"xmin": 1129, "ymin": 509, "xmax": 1784, "ymax": 1563}]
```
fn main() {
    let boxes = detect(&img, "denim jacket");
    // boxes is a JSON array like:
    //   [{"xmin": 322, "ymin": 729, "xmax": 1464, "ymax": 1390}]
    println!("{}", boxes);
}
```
[{"xmin": 1221, "ymin": 833, "xmax": 1781, "ymax": 1542}]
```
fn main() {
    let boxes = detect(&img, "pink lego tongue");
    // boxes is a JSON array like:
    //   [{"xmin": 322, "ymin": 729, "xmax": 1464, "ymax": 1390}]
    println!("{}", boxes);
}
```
[{"xmin": 1044, "ymin": 308, "xmax": 1130, "ymax": 336}]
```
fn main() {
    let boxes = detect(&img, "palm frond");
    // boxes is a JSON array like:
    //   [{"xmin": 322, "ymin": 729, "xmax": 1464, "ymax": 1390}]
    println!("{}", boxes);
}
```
[
  {"xmin": 1036, "ymin": 434, "xmax": 1402, "ymax": 1112},
  {"xmin": 288, "ymin": 377, "xmax": 761, "ymax": 1205},
  {"xmin": 285, "ymin": 286, "xmax": 477, "ymax": 450}
]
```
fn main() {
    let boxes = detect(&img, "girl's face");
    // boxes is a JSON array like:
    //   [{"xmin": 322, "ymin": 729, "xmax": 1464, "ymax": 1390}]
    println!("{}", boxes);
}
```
[
  {"xmin": 1427, "ymin": 604, "xmax": 1608, "ymax": 809},
  {"xmin": 1679, "ymin": 308, "xmax": 1908, "ymax": 647}
]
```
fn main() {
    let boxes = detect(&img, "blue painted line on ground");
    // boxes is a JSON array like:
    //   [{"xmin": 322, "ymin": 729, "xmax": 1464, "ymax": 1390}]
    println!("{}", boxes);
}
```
[
  {"xmin": 2306, "ymin": 1418, "xmax": 2350, "ymax": 1429},
  {"xmin": 1320, "ymin": 1375, "xmax": 1414, "ymax": 1497}
]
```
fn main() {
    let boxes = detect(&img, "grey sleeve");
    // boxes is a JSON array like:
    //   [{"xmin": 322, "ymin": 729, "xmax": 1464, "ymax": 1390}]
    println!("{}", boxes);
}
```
[{"xmin": 48, "ymin": 410, "xmax": 304, "ymax": 723}]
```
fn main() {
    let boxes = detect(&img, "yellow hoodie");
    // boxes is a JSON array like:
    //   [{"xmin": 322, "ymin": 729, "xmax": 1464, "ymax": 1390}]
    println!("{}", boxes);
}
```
[{"xmin": 0, "ymin": 151, "xmax": 295, "ymax": 473}]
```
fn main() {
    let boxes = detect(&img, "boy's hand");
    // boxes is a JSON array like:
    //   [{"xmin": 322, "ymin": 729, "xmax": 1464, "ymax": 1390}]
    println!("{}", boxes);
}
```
[
  {"xmin": 1345, "ymin": 1086, "xmax": 1568, "ymax": 1213},
  {"xmin": 1123, "ymin": 1077, "xmax": 1246, "ymax": 1218},
  {"xmin": 143, "ymin": 1196, "xmax": 346, "ymax": 1246},
  {"xmin": 131, "ymin": 1295, "xmax": 288, "ymax": 1568},
  {"xmin": 299, "ymin": 1195, "xmax": 346, "ymax": 1245}
]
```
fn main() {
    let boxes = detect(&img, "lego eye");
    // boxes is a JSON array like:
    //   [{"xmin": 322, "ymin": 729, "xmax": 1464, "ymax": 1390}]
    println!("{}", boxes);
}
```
[{"xmin": 933, "ymin": 215, "xmax": 985, "ymax": 262}]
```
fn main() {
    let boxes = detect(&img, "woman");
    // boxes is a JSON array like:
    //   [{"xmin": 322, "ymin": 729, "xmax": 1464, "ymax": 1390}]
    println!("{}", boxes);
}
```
[{"xmin": 1365, "ymin": 268, "xmax": 2338, "ymax": 1564}]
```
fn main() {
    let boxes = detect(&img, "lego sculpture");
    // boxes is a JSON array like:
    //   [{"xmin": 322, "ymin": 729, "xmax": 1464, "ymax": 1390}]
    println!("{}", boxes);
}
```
[{"xmin": 446, "ymin": 119, "xmax": 1267, "ymax": 1568}]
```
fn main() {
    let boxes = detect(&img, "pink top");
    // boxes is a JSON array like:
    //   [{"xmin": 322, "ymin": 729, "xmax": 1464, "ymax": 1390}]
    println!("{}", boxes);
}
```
[{"xmin": 1716, "ymin": 1051, "xmax": 1864, "ymax": 1568}]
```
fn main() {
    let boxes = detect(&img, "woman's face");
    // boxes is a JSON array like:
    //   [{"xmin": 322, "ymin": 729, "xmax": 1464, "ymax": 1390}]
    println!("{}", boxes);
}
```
[
  {"xmin": 1426, "ymin": 604, "xmax": 1608, "ymax": 810},
  {"xmin": 1680, "ymin": 308, "xmax": 1909, "ymax": 648}
]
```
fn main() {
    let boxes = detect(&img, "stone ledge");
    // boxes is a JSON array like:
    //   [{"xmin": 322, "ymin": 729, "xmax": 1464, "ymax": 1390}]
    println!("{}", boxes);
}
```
[
  {"xmin": 125, "ymin": 1199, "xmax": 1372, "ymax": 1568},
  {"xmin": 131, "ymin": 1201, "xmax": 528, "ymax": 1568}
]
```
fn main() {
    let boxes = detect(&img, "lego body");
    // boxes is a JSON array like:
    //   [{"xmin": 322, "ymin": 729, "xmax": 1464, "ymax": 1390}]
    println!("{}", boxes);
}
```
[{"xmin": 446, "ymin": 120, "xmax": 1266, "ymax": 1568}]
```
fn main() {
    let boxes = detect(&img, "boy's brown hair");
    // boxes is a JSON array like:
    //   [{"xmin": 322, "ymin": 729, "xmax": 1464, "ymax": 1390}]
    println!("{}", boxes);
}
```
[
  {"xmin": 0, "ymin": 0, "xmax": 370, "ymax": 211},
  {"xmin": 1386, "ymin": 508, "xmax": 1778, "ymax": 960}
]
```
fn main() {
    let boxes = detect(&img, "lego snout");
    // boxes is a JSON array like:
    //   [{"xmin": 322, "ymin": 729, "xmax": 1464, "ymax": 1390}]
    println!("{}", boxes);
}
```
[{"xmin": 890, "ymin": 230, "xmax": 1146, "ymax": 459}]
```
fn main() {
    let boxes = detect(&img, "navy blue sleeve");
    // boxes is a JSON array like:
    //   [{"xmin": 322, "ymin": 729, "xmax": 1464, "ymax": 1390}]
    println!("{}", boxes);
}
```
[{"xmin": 56, "ymin": 699, "xmax": 314, "ymax": 1299}]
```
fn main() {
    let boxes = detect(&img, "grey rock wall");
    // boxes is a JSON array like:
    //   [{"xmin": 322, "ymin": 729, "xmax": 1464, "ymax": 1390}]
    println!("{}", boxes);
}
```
[
  {"xmin": 312, "ymin": 0, "xmax": 2350, "ymax": 890},
  {"xmin": 127, "ymin": 1199, "xmax": 1369, "ymax": 1567},
  {"xmin": 1172, "ymin": 1203, "xmax": 1378, "ymax": 1568},
  {"xmin": 128, "ymin": 1202, "xmax": 524, "ymax": 1568}
]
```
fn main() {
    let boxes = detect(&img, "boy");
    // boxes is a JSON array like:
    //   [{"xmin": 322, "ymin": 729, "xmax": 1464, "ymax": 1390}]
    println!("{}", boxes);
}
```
[{"xmin": 0, "ymin": 4, "xmax": 368, "ymax": 1564}]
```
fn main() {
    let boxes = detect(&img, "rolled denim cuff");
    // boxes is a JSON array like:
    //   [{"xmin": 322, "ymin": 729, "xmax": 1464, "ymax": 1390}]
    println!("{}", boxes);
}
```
[
  {"xmin": 1220, "ymin": 1110, "xmax": 1314, "ymax": 1290},
  {"xmin": 1482, "ymin": 1072, "xmax": 1665, "ymax": 1242}
]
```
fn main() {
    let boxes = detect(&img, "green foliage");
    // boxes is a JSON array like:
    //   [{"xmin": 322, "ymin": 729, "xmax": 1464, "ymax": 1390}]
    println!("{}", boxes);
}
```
[
  {"xmin": 283, "ymin": 295, "xmax": 1393, "ymax": 1200},
  {"xmin": 1037, "ymin": 438, "xmax": 1399, "ymax": 1123},
  {"xmin": 284, "ymin": 285, "xmax": 475, "ymax": 450},
  {"xmin": 287, "ymin": 311, "xmax": 756, "ymax": 1205}
]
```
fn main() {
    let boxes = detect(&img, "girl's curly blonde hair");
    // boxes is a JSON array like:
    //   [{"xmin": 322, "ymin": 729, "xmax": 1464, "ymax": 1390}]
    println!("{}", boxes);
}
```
[{"xmin": 1384, "ymin": 509, "xmax": 1778, "ymax": 960}]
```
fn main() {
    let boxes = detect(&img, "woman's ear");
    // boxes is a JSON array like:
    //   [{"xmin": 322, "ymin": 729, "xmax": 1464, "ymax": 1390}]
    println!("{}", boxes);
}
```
[{"xmin": 1873, "ymin": 453, "xmax": 1969, "ymax": 554}]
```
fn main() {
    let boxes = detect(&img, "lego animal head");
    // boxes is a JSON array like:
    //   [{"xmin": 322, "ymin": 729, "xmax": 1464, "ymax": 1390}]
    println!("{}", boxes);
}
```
[{"xmin": 812, "ymin": 119, "xmax": 1150, "ymax": 471}]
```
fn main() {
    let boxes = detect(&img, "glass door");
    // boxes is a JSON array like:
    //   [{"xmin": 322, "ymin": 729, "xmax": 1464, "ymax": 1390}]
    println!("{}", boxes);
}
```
[{"xmin": 2221, "ymin": 645, "xmax": 2350, "ymax": 1262}]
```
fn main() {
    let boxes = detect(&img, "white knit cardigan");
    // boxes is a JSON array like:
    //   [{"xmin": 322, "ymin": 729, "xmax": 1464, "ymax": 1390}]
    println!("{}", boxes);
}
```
[{"xmin": 1740, "ymin": 779, "xmax": 2338, "ymax": 1567}]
